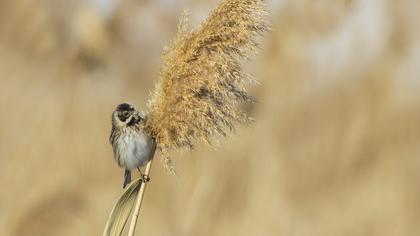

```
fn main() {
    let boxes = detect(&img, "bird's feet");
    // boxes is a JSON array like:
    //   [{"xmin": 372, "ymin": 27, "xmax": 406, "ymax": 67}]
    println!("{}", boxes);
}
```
[
  {"xmin": 137, "ymin": 167, "xmax": 150, "ymax": 183},
  {"xmin": 140, "ymin": 174, "xmax": 150, "ymax": 183}
]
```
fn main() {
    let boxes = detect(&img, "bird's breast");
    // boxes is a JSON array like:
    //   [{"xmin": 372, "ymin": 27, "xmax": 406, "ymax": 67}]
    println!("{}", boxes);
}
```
[{"xmin": 115, "ymin": 130, "xmax": 154, "ymax": 170}]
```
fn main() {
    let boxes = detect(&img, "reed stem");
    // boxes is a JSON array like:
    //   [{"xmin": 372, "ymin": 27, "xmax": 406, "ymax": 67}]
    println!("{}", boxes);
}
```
[{"xmin": 127, "ymin": 159, "xmax": 154, "ymax": 236}]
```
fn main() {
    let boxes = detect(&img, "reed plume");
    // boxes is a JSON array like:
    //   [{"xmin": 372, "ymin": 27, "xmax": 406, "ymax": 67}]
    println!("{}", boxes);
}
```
[{"xmin": 145, "ymin": 0, "xmax": 268, "ymax": 155}]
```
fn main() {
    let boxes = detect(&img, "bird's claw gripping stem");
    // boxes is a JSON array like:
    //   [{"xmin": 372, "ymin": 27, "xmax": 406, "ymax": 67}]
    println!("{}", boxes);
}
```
[{"xmin": 141, "ymin": 174, "xmax": 150, "ymax": 183}]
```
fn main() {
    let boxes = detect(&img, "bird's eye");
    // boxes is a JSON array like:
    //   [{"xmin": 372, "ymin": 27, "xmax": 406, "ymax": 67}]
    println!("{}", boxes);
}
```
[
  {"xmin": 118, "ymin": 111, "xmax": 130, "ymax": 122},
  {"xmin": 118, "ymin": 116, "xmax": 127, "ymax": 122}
]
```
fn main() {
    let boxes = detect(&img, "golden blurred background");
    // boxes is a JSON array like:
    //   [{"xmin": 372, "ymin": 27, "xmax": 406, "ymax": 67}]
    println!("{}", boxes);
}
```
[{"xmin": 1, "ymin": 0, "xmax": 420, "ymax": 235}]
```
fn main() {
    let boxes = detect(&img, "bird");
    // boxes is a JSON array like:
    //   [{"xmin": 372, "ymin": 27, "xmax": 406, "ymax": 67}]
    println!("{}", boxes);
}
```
[{"xmin": 110, "ymin": 103, "xmax": 156, "ymax": 188}]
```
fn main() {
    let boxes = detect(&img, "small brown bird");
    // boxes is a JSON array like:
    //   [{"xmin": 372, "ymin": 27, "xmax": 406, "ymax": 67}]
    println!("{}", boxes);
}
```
[{"xmin": 110, "ymin": 103, "xmax": 156, "ymax": 188}]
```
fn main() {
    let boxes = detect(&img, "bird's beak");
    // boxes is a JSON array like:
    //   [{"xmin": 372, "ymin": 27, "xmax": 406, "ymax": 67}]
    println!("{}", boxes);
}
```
[{"xmin": 132, "ymin": 111, "xmax": 141, "ymax": 122}]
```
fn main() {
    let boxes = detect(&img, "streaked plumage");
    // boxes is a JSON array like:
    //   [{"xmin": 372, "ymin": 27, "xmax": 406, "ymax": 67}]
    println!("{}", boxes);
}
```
[{"xmin": 110, "ymin": 103, "xmax": 156, "ymax": 188}]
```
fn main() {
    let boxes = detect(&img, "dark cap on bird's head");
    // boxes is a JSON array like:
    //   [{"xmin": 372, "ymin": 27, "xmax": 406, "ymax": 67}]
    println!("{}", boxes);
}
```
[
  {"xmin": 113, "ymin": 102, "xmax": 144, "ymax": 125},
  {"xmin": 116, "ymin": 103, "xmax": 135, "ymax": 112}
]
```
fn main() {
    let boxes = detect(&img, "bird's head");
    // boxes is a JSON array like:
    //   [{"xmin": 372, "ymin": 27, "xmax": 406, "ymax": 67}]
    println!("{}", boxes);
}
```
[{"xmin": 112, "ymin": 102, "xmax": 144, "ymax": 127}]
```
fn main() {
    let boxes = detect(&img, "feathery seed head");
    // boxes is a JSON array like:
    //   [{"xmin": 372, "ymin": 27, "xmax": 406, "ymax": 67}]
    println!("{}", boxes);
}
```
[{"xmin": 145, "ymin": 0, "xmax": 268, "ymax": 154}]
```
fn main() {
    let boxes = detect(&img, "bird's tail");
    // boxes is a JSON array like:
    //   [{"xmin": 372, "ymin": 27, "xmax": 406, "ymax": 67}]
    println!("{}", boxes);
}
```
[{"xmin": 123, "ymin": 169, "xmax": 131, "ymax": 188}]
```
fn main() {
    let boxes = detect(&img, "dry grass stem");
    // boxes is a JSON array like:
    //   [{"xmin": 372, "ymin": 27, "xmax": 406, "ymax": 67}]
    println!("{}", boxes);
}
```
[
  {"xmin": 102, "ymin": 159, "xmax": 154, "ymax": 236},
  {"xmin": 127, "ymin": 159, "xmax": 154, "ymax": 236},
  {"xmin": 102, "ymin": 179, "xmax": 143, "ymax": 236}
]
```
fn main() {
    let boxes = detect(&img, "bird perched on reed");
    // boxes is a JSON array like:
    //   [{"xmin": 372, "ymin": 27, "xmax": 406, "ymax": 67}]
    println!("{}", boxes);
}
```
[
  {"xmin": 110, "ymin": 0, "xmax": 268, "ymax": 185},
  {"xmin": 105, "ymin": 1, "xmax": 269, "ymax": 235},
  {"xmin": 110, "ymin": 103, "xmax": 156, "ymax": 188}
]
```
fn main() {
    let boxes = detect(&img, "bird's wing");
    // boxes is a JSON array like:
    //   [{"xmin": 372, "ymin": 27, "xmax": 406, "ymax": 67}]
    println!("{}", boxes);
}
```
[{"xmin": 145, "ymin": 0, "xmax": 268, "ymax": 152}]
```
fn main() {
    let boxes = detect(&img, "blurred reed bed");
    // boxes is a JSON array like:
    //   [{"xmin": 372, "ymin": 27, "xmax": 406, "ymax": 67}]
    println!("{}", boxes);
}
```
[{"xmin": 1, "ymin": 0, "xmax": 420, "ymax": 236}]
